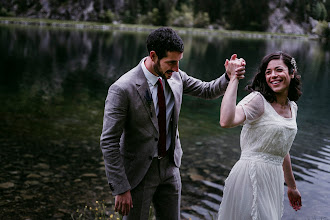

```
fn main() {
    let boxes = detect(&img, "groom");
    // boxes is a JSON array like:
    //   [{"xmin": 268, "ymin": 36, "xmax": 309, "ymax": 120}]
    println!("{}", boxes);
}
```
[{"xmin": 100, "ymin": 27, "xmax": 246, "ymax": 219}]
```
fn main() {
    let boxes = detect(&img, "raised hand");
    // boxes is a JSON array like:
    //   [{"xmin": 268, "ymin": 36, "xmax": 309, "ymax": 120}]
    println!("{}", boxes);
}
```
[
  {"xmin": 225, "ymin": 54, "xmax": 246, "ymax": 80},
  {"xmin": 287, "ymin": 187, "xmax": 302, "ymax": 211}
]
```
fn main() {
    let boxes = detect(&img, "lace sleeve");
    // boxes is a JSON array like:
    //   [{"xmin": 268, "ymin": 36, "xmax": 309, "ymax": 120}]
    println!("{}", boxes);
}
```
[
  {"xmin": 290, "ymin": 101, "xmax": 298, "ymax": 117},
  {"xmin": 237, "ymin": 92, "xmax": 264, "ymax": 123}
]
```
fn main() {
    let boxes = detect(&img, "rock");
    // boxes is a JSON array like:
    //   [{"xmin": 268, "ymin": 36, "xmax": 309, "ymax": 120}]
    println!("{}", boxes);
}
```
[
  {"xmin": 189, "ymin": 174, "xmax": 205, "ymax": 181},
  {"xmin": 42, "ymin": 178, "xmax": 51, "ymax": 183},
  {"xmin": 81, "ymin": 173, "xmax": 97, "ymax": 178},
  {"xmin": 34, "ymin": 163, "xmax": 50, "ymax": 169},
  {"xmin": 52, "ymin": 213, "xmax": 64, "ymax": 218},
  {"xmin": 58, "ymin": 208, "xmax": 71, "ymax": 214},
  {"xmin": 24, "ymin": 180, "xmax": 40, "ymax": 186},
  {"xmin": 39, "ymin": 171, "xmax": 53, "ymax": 176},
  {"xmin": 27, "ymin": 173, "xmax": 42, "ymax": 178},
  {"xmin": 95, "ymin": 186, "xmax": 103, "ymax": 190},
  {"xmin": 21, "ymin": 194, "xmax": 35, "ymax": 200},
  {"xmin": 0, "ymin": 200, "xmax": 11, "ymax": 206},
  {"xmin": 0, "ymin": 182, "xmax": 15, "ymax": 189}
]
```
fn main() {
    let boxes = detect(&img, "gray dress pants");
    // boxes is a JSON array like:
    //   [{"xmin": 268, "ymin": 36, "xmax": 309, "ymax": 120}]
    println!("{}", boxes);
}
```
[{"xmin": 124, "ymin": 155, "xmax": 181, "ymax": 220}]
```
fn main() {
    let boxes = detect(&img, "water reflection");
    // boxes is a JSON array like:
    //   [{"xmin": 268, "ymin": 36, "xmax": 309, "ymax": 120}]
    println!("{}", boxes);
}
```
[{"xmin": 0, "ymin": 25, "xmax": 329, "ymax": 219}]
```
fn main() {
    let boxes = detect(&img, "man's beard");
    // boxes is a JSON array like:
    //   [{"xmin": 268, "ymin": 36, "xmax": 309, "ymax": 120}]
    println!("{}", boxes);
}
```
[{"xmin": 153, "ymin": 60, "xmax": 167, "ymax": 80}]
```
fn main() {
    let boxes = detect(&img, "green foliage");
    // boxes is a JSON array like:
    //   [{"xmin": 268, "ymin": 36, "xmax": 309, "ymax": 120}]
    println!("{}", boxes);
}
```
[
  {"xmin": 325, "ymin": 0, "xmax": 330, "ymax": 21},
  {"xmin": 224, "ymin": 0, "xmax": 269, "ymax": 31},
  {"xmin": 137, "ymin": 8, "xmax": 161, "ymax": 26},
  {"xmin": 2, "ymin": 0, "xmax": 330, "ymax": 32},
  {"xmin": 193, "ymin": 12, "xmax": 210, "ymax": 28},
  {"xmin": 315, "ymin": 20, "xmax": 330, "ymax": 39},
  {"xmin": 310, "ymin": 0, "xmax": 328, "ymax": 21},
  {"xmin": 0, "ymin": 7, "xmax": 15, "ymax": 17},
  {"xmin": 122, "ymin": 10, "xmax": 135, "ymax": 24},
  {"xmin": 99, "ymin": 10, "xmax": 115, "ymax": 23},
  {"xmin": 168, "ymin": 4, "xmax": 193, "ymax": 27}
]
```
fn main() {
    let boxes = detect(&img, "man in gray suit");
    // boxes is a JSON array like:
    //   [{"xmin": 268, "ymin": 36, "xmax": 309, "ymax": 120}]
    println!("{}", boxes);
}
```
[{"xmin": 100, "ymin": 27, "xmax": 245, "ymax": 219}]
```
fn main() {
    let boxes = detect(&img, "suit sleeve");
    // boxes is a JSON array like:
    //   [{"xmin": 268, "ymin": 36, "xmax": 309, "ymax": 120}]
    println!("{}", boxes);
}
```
[
  {"xmin": 180, "ymin": 71, "xmax": 229, "ymax": 99},
  {"xmin": 100, "ymin": 84, "xmax": 131, "ymax": 196}
]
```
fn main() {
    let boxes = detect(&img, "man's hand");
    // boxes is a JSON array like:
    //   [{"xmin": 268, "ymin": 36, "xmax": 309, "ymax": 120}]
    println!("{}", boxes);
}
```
[
  {"xmin": 115, "ymin": 190, "xmax": 133, "ymax": 216},
  {"xmin": 225, "ymin": 54, "xmax": 246, "ymax": 80}
]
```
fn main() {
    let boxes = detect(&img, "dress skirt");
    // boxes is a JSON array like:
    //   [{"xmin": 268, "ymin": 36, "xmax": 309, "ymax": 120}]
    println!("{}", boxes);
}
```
[{"xmin": 218, "ymin": 152, "xmax": 285, "ymax": 220}]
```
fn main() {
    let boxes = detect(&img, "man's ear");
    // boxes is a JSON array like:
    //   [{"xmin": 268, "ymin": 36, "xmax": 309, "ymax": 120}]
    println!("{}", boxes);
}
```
[{"xmin": 150, "ymin": 51, "xmax": 157, "ymax": 62}]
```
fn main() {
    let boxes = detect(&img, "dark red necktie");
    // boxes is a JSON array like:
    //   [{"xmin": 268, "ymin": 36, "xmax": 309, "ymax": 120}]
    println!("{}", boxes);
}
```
[{"xmin": 157, "ymin": 79, "xmax": 167, "ymax": 158}]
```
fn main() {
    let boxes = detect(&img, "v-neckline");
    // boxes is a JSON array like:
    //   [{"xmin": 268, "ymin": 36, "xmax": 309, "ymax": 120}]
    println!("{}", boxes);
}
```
[
  {"xmin": 259, "ymin": 94, "xmax": 293, "ymax": 119},
  {"xmin": 267, "ymin": 100, "xmax": 292, "ymax": 119}
]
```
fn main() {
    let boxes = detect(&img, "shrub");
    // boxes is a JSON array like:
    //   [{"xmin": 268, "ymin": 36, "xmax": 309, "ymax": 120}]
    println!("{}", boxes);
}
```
[
  {"xmin": 315, "ymin": 21, "xmax": 330, "ymax": 40},
  {"xmin": 122, "ymin": 10, "xmax": 135, "ymax": 24},
  {"xmin": 0, "ymin": 7, "xmax": 15, "ymax": 17},
  {"xmin": 311, "ymin": 1, "xmax": 328, "ymax": 21},
  {"xmin": 194, "ymin": 12, "xmax": 210, "ymax": 28},
  {"xmin": 99, "ymin": 9, "xmax": 115, "ymax": 23},
  {"xmin": 137, "ymin": 8, "xmax": 161, "ymax": 26},
  {"xmin": 168, "ymin": 4, "xmax": 193, "ymax": 27}
]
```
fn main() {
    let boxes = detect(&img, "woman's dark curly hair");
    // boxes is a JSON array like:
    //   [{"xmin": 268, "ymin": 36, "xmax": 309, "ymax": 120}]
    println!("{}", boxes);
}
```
[{"xmin": 246, "ymin": 51, "xmax": 302, "ymax": 102}]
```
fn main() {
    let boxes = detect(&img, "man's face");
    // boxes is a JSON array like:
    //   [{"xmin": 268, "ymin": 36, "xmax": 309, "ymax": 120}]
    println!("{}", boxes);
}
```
[{"xmin": 153, "ymin": 51, "xmax": 183, "ymax": 79}]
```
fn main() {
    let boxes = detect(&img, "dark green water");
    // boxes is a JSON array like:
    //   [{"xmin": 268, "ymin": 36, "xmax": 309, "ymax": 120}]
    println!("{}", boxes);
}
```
[{"xmin": 0, "ymin": 25, "xmax": 329, "ymax": 219}]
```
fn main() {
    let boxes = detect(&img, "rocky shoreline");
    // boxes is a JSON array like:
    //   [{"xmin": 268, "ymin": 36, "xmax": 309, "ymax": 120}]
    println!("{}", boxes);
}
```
[
  {"xmin": 0, "ymin": 136, "xmax": 115, "ymax": 219},
  {"xmin": 0, "ymin": 17, "xmax": 317, "ymax": 40}
]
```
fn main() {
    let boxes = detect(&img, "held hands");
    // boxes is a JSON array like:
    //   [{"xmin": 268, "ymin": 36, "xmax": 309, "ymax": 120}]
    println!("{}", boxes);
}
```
[
  {"xmin": 287, "ymin": 187, "xmax": 302, "ymax": 211},
  {"xmin": 225, "ymin": 54, "xmax": 246, "ymax": 80},
  {"xmin": 115, "ymin": 190, "xmax": 133, "ymax": 216}
]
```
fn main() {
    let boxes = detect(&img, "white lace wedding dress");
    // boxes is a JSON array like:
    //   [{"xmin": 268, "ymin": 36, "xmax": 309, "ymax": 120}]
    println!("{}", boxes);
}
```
[{"xmin": 218, "ymin": 92, "xmax": 298, "ymax": 220}]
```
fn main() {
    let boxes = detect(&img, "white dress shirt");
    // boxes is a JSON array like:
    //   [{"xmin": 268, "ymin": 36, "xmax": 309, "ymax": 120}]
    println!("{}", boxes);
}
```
[{"xmin": 141, "ymin": 58, "xmax": 174, "ymax": 153}]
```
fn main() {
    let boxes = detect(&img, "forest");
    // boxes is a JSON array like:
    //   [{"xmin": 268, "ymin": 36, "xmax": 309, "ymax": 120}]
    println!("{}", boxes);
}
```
[{"xmin": 0, "ymin": 0, "xmax": 329, "ymax": 38}]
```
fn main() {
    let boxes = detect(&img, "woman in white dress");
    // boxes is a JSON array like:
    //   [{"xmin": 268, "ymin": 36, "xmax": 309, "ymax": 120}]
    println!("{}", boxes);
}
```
[{"xmin": 218, "ymin": 52, "xmax": 302, "ymax": 219}]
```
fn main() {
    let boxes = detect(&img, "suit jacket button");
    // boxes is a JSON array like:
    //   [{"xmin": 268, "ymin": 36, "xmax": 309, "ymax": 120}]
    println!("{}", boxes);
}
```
[{"xmin": 154, "ymin": 138, "xmax": 158, "ymax": 141}]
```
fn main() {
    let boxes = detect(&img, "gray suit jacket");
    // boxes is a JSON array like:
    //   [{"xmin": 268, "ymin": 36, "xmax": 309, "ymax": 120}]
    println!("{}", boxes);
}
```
[{"xmin": 100, "ymin": 60, "xmax": 229, "ymax": 195}]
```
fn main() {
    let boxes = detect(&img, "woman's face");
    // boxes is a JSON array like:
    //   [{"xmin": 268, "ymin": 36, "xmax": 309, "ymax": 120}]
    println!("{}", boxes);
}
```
[{"xmin": 265, "ymin": 59, "xmax": 293, "ymax": 96}]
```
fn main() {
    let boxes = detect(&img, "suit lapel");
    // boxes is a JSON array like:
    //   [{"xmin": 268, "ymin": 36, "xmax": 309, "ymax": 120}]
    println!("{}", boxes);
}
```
[
  {"xmin": 167, "ymin": 78, "xmax": 181, "ymax": 123},
  {"xmin": 135, "ymin": 66, "xmax": 158, "ymax": 133}
]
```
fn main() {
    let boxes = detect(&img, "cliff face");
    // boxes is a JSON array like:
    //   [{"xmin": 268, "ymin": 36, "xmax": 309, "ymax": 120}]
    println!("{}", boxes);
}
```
[
  {"xmin": 0, "ymin": 0, "xmax": 324, "ymax": 35},
  {"xmin": 0, "ymin": 0, "xmax": 124, "ymax": 21},
  {"xmin": 267, "ymin": 0, "xmax": 318, "ymax": 35}
]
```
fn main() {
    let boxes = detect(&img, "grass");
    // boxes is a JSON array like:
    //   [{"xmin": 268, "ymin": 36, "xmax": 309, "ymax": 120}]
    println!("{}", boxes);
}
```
[
  {"xmin": 71, "ymin": 201, "xmax": 156, "ymax": 220},
  {"xmin": 71, "ymin": 200, "xmax": 123, "ymax": 220}
]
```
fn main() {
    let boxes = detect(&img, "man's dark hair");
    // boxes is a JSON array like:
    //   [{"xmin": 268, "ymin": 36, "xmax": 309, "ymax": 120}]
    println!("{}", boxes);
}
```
[
  {"xmin": 246, "ymin": 51, "xmax": 302, "ymax": 102},
  {"xmin": 146, "ymin": 27, "xmax": 184, "ymax": 60}
]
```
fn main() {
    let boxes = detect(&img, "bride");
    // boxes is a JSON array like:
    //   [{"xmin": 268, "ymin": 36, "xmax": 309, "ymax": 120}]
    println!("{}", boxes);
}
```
[{"xmin": 219, "ymin": 52, "xmax": 302, "ymax": 219}]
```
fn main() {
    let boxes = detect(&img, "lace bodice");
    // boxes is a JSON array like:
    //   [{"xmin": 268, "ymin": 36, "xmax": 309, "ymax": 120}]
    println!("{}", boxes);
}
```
[{"xmin": 238, "ymin": 92, "xmax": 298, "ymax": 158}]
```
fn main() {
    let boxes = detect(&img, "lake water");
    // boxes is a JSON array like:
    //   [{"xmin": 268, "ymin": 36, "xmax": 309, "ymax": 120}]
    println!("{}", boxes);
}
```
[{"xmin": 0, "ymin": 24, "xmax": 329, "ymax": 219}]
